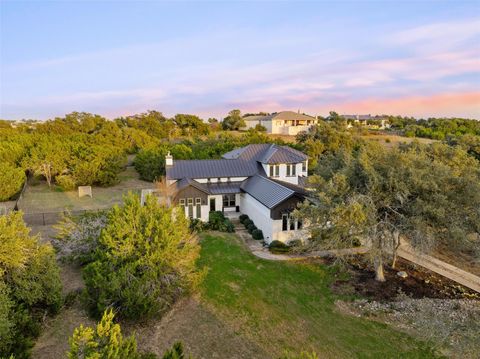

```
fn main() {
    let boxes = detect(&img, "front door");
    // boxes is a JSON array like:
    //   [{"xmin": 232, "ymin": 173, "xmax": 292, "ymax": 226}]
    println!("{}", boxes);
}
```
[{"xmin": 210, "ymin": 198, "xmax": 216, "ymax": 212}]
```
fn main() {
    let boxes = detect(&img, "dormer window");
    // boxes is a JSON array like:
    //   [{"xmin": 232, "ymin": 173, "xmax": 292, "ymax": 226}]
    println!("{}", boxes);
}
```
[
  {"xmin": 269, "ymin": 164, "xmax": 279, "ymax": 177},
  {"xmin": 286, "ymin": 164, "xmax": 296, "ymax": 177}
]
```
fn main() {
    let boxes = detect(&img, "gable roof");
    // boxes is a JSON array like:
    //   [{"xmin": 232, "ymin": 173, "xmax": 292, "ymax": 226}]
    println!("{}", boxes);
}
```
[
  {"xmin": 222, "ymin": 144, "xmax": 308, "ymax": 164},
  {"xmin": 240, "ymin": 175, "xmax": 300, "ymax": 209},
  {"xmin": 166, "ymin": 159, "xmax": 259, "ymax": 180}
]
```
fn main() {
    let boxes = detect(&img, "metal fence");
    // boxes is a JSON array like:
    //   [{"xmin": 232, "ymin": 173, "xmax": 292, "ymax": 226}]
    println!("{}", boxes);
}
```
[{"xmin": 22, "ymin": 209, "xmax": 107, "ymax": 226}]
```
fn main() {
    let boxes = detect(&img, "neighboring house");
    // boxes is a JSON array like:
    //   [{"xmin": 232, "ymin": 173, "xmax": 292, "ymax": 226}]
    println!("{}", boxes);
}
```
[
  {"xmin": 242, "ymin": 111, "xmax": 318, "ymax": 135},
  {"xmin": 342, "ymin": 114, "xmax": 390, "ymax": 129},
  {"xmin": 165, "ymin": 144, "xmax": 310, "ymax": 244}
]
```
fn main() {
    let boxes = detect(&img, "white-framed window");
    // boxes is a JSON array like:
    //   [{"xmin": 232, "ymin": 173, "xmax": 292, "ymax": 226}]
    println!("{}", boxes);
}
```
[
  {"xmin": 223, "ymin": 194, "xmax": 236, "ymax": 207},
  {"xmin": 286, "ymin": 164, "xmax": 296, "ymax": 177},
  {"xmin": 269, "ymin": 164, "xmax": 280, "ymax": 177},
  {"xmin": 281, "ymin": 213, "xmax": 301, "ymax": 232},
  {"xmin": 179, "ymin": 199, "xmax": 185, "ymax": 206},
  {"xmin": 302, "ymin": 161, "xmax": 307, "ymax": 172},
  {"xmin": 187, "ymin": 198, "xmax": 193, "ymax": 205},
  {"xmin": 195, "ymin": 198, "xmax": 202, "ymax": 205}
]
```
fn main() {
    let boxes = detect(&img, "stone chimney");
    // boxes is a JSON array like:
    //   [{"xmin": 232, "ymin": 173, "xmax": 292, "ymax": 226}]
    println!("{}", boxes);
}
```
[{"xmin": 165, "ymin": 151, "xmax": 173, "ymax": 166}]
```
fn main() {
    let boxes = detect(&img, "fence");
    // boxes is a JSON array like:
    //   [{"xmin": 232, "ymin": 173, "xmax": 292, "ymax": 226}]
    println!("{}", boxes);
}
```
[{"xmin": 22, "ymin": 208, "xmax": 107, "ymax": 226}]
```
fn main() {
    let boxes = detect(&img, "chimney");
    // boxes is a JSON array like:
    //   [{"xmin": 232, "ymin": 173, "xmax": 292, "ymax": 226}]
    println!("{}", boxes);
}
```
[{"xmin": 165, "ymin": 151, "xmax": 173, "ymax": 166}]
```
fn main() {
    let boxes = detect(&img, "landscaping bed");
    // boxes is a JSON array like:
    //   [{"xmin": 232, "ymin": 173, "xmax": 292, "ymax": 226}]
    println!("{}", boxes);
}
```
[{"xmin": 329, "ymin": 256, "xmax": 479, "ymax": 301}]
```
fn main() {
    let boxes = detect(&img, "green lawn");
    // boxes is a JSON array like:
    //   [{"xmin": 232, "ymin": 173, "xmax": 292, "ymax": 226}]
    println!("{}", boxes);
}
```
[{"xmin": 198, "ymin": 233, "xmax": 439, "ymax": 359}]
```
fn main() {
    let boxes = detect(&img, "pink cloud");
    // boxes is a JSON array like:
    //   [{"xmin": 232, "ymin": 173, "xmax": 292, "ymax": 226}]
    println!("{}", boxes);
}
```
[{"xmin": 324, "ymin": 91, "xmax": 480, "ymax": 118}]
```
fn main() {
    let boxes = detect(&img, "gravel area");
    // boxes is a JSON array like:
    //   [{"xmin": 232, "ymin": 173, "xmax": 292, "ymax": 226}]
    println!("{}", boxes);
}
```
[{"xmin": 338, "ymin": 297, "xmax": 480, "ymax": 358}]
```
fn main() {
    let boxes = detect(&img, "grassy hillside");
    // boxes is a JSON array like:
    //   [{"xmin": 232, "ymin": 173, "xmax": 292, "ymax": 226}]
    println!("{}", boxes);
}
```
[{"xmin": 198, "ymin": 233, "xmax": 438, "ymax": 358}]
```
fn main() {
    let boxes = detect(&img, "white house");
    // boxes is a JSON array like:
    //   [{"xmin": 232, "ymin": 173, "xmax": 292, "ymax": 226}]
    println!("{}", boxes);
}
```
[
  {"xmin": 242, "ymin": 111, "xmax": 318, "ymax": 135},
  {"xmin": 165, "ymin": 144, "xmax": 310, "ymax": 244},
  {"xmin": 342, "ymin": 114, "xmax": 390, "ymax": 129}
]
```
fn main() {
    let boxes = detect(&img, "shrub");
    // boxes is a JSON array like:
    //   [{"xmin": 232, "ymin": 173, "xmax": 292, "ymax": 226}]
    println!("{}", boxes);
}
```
[
  {"xmin": 269, "ymin": 240, "xmax": 289, "ymax": 253},
  {"xmin": 0, "ymin": 212, "xmax": 63, "ymax": 358},
  {"xmin": 189, "ymin": 218, "xmax": 207, "ymax": 232},
  {"xmin": 239, "ymin": 214, "xmax": 249, "ymax": 223},
  {"xmin": 67, "ymin": 309, "xmax": 157, "ymax": 358},
  {"xmin": 385, "ymin": 138, "xmax": 391, "ymax": 143},
  {"xmin": 56, "ymin": 174, "xmax": 76, "ymax": 191},
  {"xmin": 223, "ymin": 219, "xmax": 235, "ymax": 233},
  {"xmin": 208, "ymin": 211, "xmax": 235, "ymax": 233},
  {"xmin": 208, "ymin": 211, "xmax": 226, "ymax": 229},
  {"xmin": 247, "ymin": 223, "xmax": 257, "ymax": 234},
  {"xmin": 0, "ymin": 163, "xmax": 25, "ymax": 201},
  {"xmin": 243, "ymin": 219, "xmax": 253, "ymax": 228},
  {"xmin": 82, "ymin": 194, "xmax": 201, "ymax": 320},
  {"xmin": 252, "ymin": 229, "xmax": 264, "ymax": 240}
]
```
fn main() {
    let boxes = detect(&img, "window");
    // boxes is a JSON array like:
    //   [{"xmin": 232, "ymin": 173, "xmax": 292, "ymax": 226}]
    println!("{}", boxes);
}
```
[
  {"xmin": 302, "ymin": 161, "xmax": 307, "ymax": 172},
  {"xmin": 297, "ymin": 219, "xmax": 303, "ymax": 230},
  {"xmin": 270, "ymin": 164, "xmax": 279, "ymax": 177},
  {"xmin": 286, "ymin": 164, "xmax": 296, "ymax": 177},
  {"xmin": 282, "ymin": 214, "xmax": 288, "ymax": 231},
  {"xmin": 223, "ymin": 194, "xmax": 236, "ymax": 207},
  {"xmin": 195, "ymin": 198, "xmax": 202, "ymax": 205},
  {"xmin": 187, "ymin": 198, "xmax": 193, "ymax": 205},
  {"xmin": 290, "ymin": 217, "xmax": 295, "ymax": 230},
  {"xmin": 179, "ymin": 199, "xmax": 185, "ymax": 206}
]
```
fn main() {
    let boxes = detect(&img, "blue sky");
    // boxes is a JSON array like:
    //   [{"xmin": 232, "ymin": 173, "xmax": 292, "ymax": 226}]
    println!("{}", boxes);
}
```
[{"xmin": 1, "ymin": 1, "xmax": 479, "ymax": 120}]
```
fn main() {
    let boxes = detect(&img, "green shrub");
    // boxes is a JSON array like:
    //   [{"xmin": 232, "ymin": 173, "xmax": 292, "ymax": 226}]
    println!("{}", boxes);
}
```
[
  {"xmin": 56, "ymin": 174, "xmax": 76, "ymax": 191},
  {"xmin": 223, "ymin": 219, "xmax": 235, "ymax": 233},
  {"xmin": 82, "ymin": 194, "xmax": 201, "ymax": 320},
  {"xmin": 269, "ymin": 240, "xmax": 289, "ymax": 253},
  {"xmin": 252, "ymin": 229, "xmax": 264, "ymax": 240},
  {"xmin": 189, "ymin": 218, "xmax": 207, "ymax": 233},
  {"xmin": 247, "ymin": 223, "xmax": 257, "ymax": 234},
  {"xmin": 208, "ymin": 211, "xmax": 225, "ymax": 229},
  {"xmin": 208, "ymin": 211, "xmax": 235, "ymax": 233},
  {"xmin": 243, "ymin": 219, "xmax": 253, "ymax": 228},
  {"xmin": 0, "ymin": 163, "xmax": 25, "ymax": 201},
  {"xmin": 0, "ymin": 212, "xmax": 63, "ymax": 358},
  {"xmin": 239, "ymin": 214, "xmax": 249, "ymax": 223}
]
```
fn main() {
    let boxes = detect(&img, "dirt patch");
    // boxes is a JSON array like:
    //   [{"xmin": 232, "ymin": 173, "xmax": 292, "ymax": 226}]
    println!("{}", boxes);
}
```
[
  {"xmin": 130, "ymin": 297, "xmax": 271, "ymax": 359},
  {"xmin": 330, "ymin": 256, "xmax": 479, "ymax": 301},
  {"xmin": 32, "ymin": 301, "xmax": 95, "ymax": 359},
  {"xmin": 433, "ymin": 244, "xmax": 480, "ymax": 277}
]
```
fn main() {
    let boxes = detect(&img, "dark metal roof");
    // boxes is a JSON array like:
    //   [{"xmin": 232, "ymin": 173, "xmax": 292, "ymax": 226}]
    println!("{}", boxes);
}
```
[
  {"xmin": 222, "ymin": 144, "xmax": 308, "ymax": 164},
  {"xmin": 174, "ymin": 178, "xmax": 209, "ymax": 194},
  {"xmin": 206, "ymin": 182, "xmax": 242, "ymax": 194},
  {"xmin": 240, "ymin": 175, "xmax": 299, "ymax": 209},
  {"xmin": 166, "ymin": 159, "xmax": 257, "ymax": 180}
]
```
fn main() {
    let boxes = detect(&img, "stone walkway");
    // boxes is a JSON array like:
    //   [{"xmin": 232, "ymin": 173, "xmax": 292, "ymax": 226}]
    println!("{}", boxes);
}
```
[{"xmin": 231, "ymin": 218, "xmax": 480, "ymax": 293}]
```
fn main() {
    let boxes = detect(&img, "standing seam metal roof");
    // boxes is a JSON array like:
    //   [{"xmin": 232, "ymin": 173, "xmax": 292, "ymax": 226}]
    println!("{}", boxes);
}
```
[{"xmin": 240, "ymin": 175, "xmax": 298, "ymax": 209}]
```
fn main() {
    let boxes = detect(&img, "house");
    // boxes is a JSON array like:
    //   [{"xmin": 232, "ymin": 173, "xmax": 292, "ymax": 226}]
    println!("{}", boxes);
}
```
[
  {"xmin": 165, "ymin": 144, "xmax": 310, "ymax": 244},
  {"xmin": 242, "ymin": 111, "xmax": 318, "ymax": 135},
  {"xmin": 342, "ymin": 114, "xmax": 390, "ymax": 129}
]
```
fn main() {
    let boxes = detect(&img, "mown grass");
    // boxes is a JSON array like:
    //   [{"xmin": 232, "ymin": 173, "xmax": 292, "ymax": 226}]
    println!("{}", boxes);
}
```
[{"xmin": 198, "ymin": 233, "xmax": 440, "ymax": 359}]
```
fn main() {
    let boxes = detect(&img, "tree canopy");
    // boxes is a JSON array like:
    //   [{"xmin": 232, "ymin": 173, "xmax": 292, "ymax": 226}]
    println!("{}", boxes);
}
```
[{"xmin": 297, "ymin": 131, "xmax": 480, "ymax": 281}]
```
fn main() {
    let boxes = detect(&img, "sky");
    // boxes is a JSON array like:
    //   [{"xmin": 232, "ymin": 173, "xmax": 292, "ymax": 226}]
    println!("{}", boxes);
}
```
[{"xmin": 1, "ymin": 1, "xmax": 479, "ymax": 121}]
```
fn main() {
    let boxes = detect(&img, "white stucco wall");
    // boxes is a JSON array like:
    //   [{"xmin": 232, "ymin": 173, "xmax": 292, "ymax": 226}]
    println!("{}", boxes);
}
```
[
  {"xmin": 272, "ymin": 220, "xmax": 308, "ymax": 243},
  {"xmin": 265, "ymin": 163, "xmax": 302, "ymax": 185},
  {"xmin": 239, "ymin": 193, "xmax": 274, "ymax": 242}
]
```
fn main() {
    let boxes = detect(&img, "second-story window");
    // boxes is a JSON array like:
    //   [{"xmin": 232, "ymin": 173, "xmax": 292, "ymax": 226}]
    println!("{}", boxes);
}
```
[
  {"xmin": 286, "ymin": 164, "xmax": 296, "ymax": 177},
  {"xmin": 269, "ymin": 164, "xmax": 279, "ymax": 177}
]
